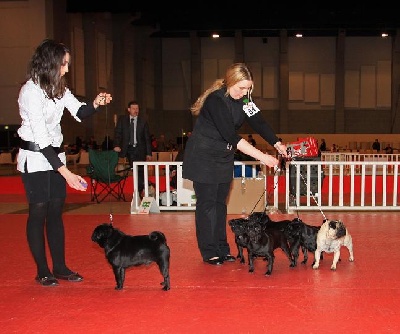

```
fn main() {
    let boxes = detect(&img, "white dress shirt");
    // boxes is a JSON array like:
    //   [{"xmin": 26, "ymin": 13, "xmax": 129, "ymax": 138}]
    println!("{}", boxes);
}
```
[{"xmin": 17, "ymin": 79, "xmax": 85, "ymax": 173}]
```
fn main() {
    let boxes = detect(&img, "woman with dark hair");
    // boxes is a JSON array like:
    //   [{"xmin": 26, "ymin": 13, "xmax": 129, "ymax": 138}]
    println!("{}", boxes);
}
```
[
  {"xmin": 182, "ymin": 63, "xmax": 287, "ymax": 265},
  {"xmin": 17, "ymin": 39, "xmax": 112, "ymax": 286}
]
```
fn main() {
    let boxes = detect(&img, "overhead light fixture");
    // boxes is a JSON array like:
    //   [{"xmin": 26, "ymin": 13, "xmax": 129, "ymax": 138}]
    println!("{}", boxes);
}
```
[
  {"xmin": 295, "ymin": 33, "xmax": 303, "ymax": 38},
  {"xmin": 212, "ymin": 33, "xmax": 220, "ymax": 38},
  {"xmin": 382, "ymin": 32, "xmax": 389, "ymax": 38}
]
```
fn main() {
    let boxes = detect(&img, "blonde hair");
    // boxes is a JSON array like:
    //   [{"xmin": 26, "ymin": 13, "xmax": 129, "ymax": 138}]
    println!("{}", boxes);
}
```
[{"xmin": 190, "ymin": 63, "xmax": 253, "ymax": 115}]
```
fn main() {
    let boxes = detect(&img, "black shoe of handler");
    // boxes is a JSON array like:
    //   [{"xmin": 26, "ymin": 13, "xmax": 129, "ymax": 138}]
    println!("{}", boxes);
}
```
[{"xmin": 204, "ymin": 257, "xmax": 224, "ymax": 265}]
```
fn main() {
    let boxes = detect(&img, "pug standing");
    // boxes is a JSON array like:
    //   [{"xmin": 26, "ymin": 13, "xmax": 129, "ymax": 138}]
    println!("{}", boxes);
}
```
[
  {"xmin": 313, "ymin": 219, "xmax": 354, "ymax": 270},
  {"xmin": 91, "ymin": 223, "xmax": 170, "ymax": 290}
]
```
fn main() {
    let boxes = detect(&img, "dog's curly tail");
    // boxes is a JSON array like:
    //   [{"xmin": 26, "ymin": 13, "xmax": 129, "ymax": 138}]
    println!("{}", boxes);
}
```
[{"xmin": 149, "ymin": 231, "xmax": 167, "ymax": 243}]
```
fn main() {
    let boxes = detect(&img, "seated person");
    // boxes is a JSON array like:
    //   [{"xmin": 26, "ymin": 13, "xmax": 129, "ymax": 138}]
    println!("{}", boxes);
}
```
[{"xmin": 383, "ymin": 144, "xmax": 393, "ymax": 154}]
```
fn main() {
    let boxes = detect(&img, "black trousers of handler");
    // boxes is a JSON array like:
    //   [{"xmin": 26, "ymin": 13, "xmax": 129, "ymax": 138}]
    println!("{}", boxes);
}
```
[{"xmin": 193, "ymin": 181, "xmax": 232, "ymax": 261}]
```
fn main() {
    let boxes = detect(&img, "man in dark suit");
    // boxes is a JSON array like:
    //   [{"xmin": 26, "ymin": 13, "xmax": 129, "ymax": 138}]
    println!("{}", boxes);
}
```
[{"xmin": 114, "ymin": 100, "xmax": 152, "ymax": 196}]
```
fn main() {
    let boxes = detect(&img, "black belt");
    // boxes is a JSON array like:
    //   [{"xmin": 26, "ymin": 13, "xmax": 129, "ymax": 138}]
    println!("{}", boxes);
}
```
[{"xmin": 20, "ymin": 140, "xmax": 62, "ymax": 154}]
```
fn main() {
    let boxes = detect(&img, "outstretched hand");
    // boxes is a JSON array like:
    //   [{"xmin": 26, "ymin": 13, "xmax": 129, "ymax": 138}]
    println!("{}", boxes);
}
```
[
  {"xmin": 259, "ymin": 154, "xmax": 279, "ymax": 168},
  {"xmin": 58, "ymin": 166, "xmax": 87, "ymax": 191},
  {"xmin": 94, "ymin": 92, "xmax": 112, "ymax": 108}
]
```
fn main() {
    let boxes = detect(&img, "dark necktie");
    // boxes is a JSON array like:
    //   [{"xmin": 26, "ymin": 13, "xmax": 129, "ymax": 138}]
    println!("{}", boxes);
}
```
[{"xmin": 129, "ymin": 118, "xmax": 136, "ymax": 146}]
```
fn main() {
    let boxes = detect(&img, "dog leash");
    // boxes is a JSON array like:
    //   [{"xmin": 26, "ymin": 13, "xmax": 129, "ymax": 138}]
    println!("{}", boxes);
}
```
[
  {"xmin": 247, "ymin": 154, "xmax": 327, "ymax": 221},
  {"xmin": 288, "ymin": 154, "xmax": 327, "ymax": 221},
  {"xmin": 101, "ymin": 92, "xmax": 114, "ymax": 225},
  {"xmin": 249, "ymin": 165, "xmax": 281, "ymax": 215}
]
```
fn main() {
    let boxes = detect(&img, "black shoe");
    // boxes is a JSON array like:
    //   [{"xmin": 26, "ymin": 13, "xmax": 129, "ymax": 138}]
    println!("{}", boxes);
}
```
[
  {"xmin": 35, "ymin": 276, "xmax": 59, "ymax": 287},
  {"xmin": 204, "ymin": 257, "xmax": 223, "ymax": 265},
  {"xmin": 54, "ymin": 272, "xmax": 84, "ymax": 282},
  {"xmin": 222, "ymin": 255, "xmax": 236, "ymax": 262}
]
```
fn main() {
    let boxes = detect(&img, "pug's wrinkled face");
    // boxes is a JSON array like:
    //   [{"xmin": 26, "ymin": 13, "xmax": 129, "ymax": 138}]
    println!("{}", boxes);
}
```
[
  {"xmin": 324, "ymin": 220, "xmax": 335, "ymax": 239},
  {"xmin": 91, "ymin": 223, "xmax": 113, "ymax": 248},
  {"xmin": 326, "ymin": 220, "xmax": 346, "ymax": 239}
]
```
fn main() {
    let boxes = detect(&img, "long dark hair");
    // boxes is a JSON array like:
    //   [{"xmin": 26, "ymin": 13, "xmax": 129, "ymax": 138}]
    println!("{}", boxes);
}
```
[{"xmin": 27, "ymin": 39, "xmax": 69, "ymax": 100}]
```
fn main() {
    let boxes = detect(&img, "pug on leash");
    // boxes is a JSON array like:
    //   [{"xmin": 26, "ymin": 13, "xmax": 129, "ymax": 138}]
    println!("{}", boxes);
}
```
[{"xmin": 312, "ymin": 219, "xmax": 354, "ymax": 270}]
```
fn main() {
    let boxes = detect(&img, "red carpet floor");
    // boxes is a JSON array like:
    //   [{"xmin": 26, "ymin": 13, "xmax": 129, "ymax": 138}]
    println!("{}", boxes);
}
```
[
  {"xmin": 1, "ymin": 209, "xmax": 400, "ymax": 333},
  {"xmin": 1, "ymin": 175, "xmax": 400, "ymax": 333}
]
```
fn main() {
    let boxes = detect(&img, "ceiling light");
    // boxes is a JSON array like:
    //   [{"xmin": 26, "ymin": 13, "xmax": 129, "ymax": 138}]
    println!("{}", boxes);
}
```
[{"xmin": 212, "ymin": 33, "xmax": 220, "ymax": 38}]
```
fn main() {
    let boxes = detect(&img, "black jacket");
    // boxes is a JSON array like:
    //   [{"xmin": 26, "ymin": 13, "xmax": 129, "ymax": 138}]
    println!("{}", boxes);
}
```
[
  {"xmin": 183, "ymin": 88, "xmax": 279, "ymax": 184},
  {"xmin": 113, "ymin": 114, "xmax": 152, "ymax": 160}
]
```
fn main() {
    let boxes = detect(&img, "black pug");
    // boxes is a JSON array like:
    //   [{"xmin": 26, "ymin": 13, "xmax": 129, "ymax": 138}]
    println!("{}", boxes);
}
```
[
  {"xmin": 91, "ymin": 223, "xmax": 170, "ymax": 291},
  {"xmin": 261, "ymin": 214, "xmax": 294, "ymax": 231},
  {"xmin": 252, "ymin": 214, "xmax": 322, "ymax": 267},
  {"xmin": 227, "ymin": 213, "xmax": 268, "ymax": 264},
  {"xmin": 249, "ymin": 211, "xmax": 295, "ymax": 232},
  {"xmin": 228, "ymin": 217, "xmax": 251, "ymax": 263},
  {"xmin": 245, "ymin": 220, "xmax": 295, "ymax": 276},
  {"xmin": 284, "ymin": 218, "xmax": 321, "ymax": 266},
  {"xmin": 247, "ymin": 211, "xmax": 269, "ymax": 223},
  {"xmin": 228, "ymin": 213, "xmax": 294, "ymax": 264}
]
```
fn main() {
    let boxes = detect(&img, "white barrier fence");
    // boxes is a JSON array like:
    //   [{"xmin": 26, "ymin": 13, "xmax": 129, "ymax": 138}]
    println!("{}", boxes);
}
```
[
  {"xmin": 321, "ymin": 152, "xmax": 400, "ymax": 175},
  {"xmin": 131, "ymin": 159, "xmax": 400, "ymax": 213},
  {"xmin": 285, "ymin": 160, "xmax": 400, "ymax": 212},
  {"xmin": 130, "ymin": 161, "xmax": 265, "ymax": 213}
]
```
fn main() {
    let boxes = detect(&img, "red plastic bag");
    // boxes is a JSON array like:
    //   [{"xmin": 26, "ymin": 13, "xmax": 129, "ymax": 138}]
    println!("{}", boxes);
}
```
[{"xmin": 287, "ymin": 137, "xmax": 319, "ymax": 158}]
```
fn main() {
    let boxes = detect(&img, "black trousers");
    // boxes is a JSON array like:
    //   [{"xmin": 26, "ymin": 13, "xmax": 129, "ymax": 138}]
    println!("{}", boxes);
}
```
[
  {"xmin": 21, "ymin": 171, "xmax": 71, "ymax": 277},
  {"xmin": 127, "ymin": 146, "xmax": 145, "ymax": 193},
  {"xmin": 193, "ymin": 181, "xmax": 232, "ymax": 261}
]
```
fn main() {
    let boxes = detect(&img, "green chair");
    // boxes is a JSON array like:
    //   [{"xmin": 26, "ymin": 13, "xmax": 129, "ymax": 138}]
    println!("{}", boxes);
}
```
[{"xmin": 86, "ymin": 149, "xmax": 130, "ymax": 203}]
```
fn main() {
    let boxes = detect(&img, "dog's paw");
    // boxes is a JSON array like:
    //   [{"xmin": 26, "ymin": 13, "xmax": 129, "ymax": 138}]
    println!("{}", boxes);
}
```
[
  {"xmin": 115, "ymin": 285, "xmax": 123, "ymax": 290},
  {"xmin": 330, "ymin": 265, "xmax": 337, "ymax": 270},
  {"xmin": 349, "ymin": 256, "xmax": 354, "ymax": 262},
  {"xmin": 312, "ymin": 264, "xmax": 319, "ymax": 269}
]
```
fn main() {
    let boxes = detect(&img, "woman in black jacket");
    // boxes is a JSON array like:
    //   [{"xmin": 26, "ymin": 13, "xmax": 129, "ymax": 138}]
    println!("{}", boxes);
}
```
[{"xmin": 182, "ymin": 63, "xmax": 287, "ymax": 265}]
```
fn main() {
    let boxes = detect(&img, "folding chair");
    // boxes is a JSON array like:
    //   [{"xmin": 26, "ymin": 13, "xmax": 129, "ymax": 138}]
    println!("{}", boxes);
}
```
[{"xmin": 86, "ymin": 149, "xmax": 130, "ymax": 203}]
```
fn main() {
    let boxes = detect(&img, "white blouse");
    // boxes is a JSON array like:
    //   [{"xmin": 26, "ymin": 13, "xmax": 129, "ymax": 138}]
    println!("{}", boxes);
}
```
[{"xmin": 17, "ymin": 79, "xmax": 85, "ymax": 173}]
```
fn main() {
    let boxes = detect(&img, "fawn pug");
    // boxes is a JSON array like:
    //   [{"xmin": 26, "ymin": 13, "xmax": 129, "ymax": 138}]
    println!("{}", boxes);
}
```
[{"xmin": 312, "ymin": 219, "xmax": 354, "ymax": 270}]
